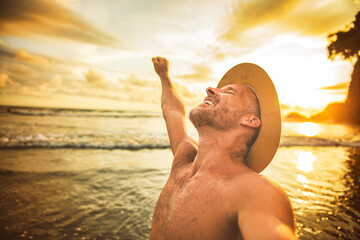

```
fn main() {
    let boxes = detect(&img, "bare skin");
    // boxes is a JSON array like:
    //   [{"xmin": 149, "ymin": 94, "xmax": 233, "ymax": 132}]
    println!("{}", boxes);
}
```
[{"xmin": 149, "ymin": 57, "xmax": 297, "ymax": 240}]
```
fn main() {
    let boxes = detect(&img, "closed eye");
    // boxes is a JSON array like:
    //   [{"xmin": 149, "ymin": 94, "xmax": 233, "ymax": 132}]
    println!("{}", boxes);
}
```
[{"xmin": 222, "ymin": 86, "xmax": 237, "ymax": 95}]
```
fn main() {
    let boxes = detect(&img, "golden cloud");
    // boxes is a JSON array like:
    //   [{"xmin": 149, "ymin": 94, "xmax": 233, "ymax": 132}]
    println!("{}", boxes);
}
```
[
  {"xmin": 15, "ymin": 49, "xmax": 50, "ymax": 65},
  {"xmin": 173, "ymin": 82, "xmax": 200, "ymax": 100},
  {"xmin": 222, "ymin": 0, "xmax": 358, "ymax": 42},
  {"xmin": 176, "ymin": 63, "xmax": 214, "ymax": 82},
  {"xmin": 118, "ymin": 74, "xmax": 202, "ymax": 105},
  {"xmin": 1, "ymin": 63, "xmax": 37, "ymax": 77},
  {"xmin": 0, "ymin": 0, "xmax": 121, "ymax": 46},
  {"xmin": 320, "ymin": 82, "xmax": 349, "ymax": 92},
  {"xmin": 222, "ymin": 0, "xmax": 295, "ymax": 41},
  {"xmin": 120, "ymin": 74, "xmax": 160, "ymax": 103},
  {"xmin": 38, "ymin": 75, "xmax": 63, "ymax": 92},
  {"xmin": 119, "ymin": 74, "xmax": 157, "ymax": 87},
  {"xmin": 84, "ymin": 69, "xmax": 108, "ymax": 89},
  {"xmin": 0, "ymin": 72, "xmax": 20, "ymax": 88}
]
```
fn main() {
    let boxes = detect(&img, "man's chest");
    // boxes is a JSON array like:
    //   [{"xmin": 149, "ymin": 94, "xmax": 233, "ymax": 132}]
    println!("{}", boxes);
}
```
[{"xmin": 150, "ymin": 171, "xmax": 240, "ymax": 240}]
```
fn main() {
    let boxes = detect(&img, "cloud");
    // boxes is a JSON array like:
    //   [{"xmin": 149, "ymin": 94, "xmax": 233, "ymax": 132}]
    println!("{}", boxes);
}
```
[
  {"xmin": 0, "ymin": 73, "xmax": 20, "ymax": 88},
  {"xmin": 0, "ymin": 44, "xmax": 17, "ymax": 60},
  {"xmin": 50, "ymin": 75, "xmax": 63, "ymax": 88},
  {"xmin": 276, "ymin": 1, "xmax": 359, "ymax": 35},
  {"xmin": 119, "ymin": 74, "xmax": 202, "ymax": 105},
  {"xmin": 15, "ymin": 49, "xmax": 50, "ymax": 65},
  {"xmin": 320, "ymin": 81, "xmax": 349, "ymax": 93},
  {"xmin": 173, "ymin": 82, "xmax": 201, "ymax": 101},
  {"xmin": 221, "ymin": 0, "xmax": 358, "ymax": 43},
  {"xmin": 119, "ymin": 72, "xmax": 203, "ymax": 106},
  {"xmin": 119, "ymin": 73, "xmax": 154, "ymax": 87},
  {"xmin": 84, "ymin": 69, "xmax": 109, "ymax": 88},
  {"xmin": 176, "ymin": 63, "xmax": 214, "ymax": 82},
  {"xmin": 1, "ymin": 63, "xmax": 37, "ymax": 77},
  {"xmin": 222, "ymin": 0, "xmax": 296, "ymax": 41},
  {"xmin": 0, "ymin": 73, "xmax": 10, "ymax": 88},
  {"xmin": 0, "ymin": 42, "xmax": 129, "ymax": 102},
  {"xmin": 120, "ymin": 74, "xmax": 160, "ymax": 103},
  {"xmin": 38, "ymin": 75, "xmax": 63, "ymax": 92},
  {"xmin": 0, "ymin": 0, "xmax": 121, "ymax": 47},
  {"xmin": 0, "ymin": 43, "xmax": 88, "ymax": 74},
  {"xmin": 0, "ymin": 44, "xmax": 82, "ymax": 89}
]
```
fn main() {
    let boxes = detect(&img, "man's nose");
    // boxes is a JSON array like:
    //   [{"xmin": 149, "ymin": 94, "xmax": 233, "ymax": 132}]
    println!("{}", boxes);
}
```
[{"xmin": 206, "ymin": 87, "xmax": 217, "ymax": 96}]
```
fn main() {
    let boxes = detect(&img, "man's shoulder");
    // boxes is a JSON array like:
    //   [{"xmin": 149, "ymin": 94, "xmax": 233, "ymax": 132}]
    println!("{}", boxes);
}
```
[
  {"xmin": 230, "ymin": 172, "xmax": 287, "ymax": 198},
  {"xmin": 229, "ymin": 172, "xmax": 291, "ymax": 208},
  {"xmin": 228, "ymin": 172, "xmax": 295, "ymax": 230}
]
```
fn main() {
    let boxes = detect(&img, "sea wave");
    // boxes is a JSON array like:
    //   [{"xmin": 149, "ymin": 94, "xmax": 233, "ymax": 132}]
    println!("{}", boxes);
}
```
[
  {"xmin": 1, "ymin": 134, "xmax": 360, "ymax": 149},
  {"xmin": 3, "ymin": 107, "xmax": 161, "ymax": 118},
  {"xmin": 280, "ymin": 136, "xmax": 360, "ymax": 147},
  {"xmin": 0, "ymin": 133, "xmax": 170, "ymax": 150}
]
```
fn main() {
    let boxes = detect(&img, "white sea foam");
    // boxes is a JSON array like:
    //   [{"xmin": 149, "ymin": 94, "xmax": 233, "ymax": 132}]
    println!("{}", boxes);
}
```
[{"xmin": 1, "ymin": 106, "xmax": 359, "ymax": 149}]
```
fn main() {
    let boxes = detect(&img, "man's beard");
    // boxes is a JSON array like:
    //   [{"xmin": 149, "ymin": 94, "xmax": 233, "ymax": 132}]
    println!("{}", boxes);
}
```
[{"xmin": 189, "ymin": 105, "xmax": 242, "ymax": 131}]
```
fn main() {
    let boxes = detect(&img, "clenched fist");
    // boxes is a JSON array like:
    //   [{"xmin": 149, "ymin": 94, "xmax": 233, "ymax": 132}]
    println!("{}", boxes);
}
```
[{"xmin": 152, "ymin": 56, "xmax": 169, "ymax": 78}]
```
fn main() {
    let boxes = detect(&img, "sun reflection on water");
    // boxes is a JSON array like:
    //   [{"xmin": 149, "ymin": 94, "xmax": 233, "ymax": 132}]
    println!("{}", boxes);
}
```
[
  {"xmin": 296, "ymin": 151, "xmax": 316, "ymax": 173},
  {"xmin": 296, "ymin": 151, "xmax": 318, "ymax": 197},
  {"xmin": 296, "ymin": 174, "xmax": 308, "ymax": 183},
  {"xmin": 297, "ymin": 122, "xmax": 321, "ymax": 137}
]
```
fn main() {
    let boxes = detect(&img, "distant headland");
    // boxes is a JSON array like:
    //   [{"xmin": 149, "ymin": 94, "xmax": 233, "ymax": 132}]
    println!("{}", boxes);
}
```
[{"xmin": 286, "ymin": 11, "xmax": 360, "ymax": 126}]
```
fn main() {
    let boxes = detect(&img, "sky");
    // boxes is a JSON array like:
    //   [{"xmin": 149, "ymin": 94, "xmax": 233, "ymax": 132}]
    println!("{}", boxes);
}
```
[{"xmin": 0, "ymin": 0, "xmax": 359, "ymax": 114}]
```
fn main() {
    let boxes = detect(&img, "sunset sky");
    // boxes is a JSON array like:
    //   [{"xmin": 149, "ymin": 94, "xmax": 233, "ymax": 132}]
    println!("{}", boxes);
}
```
[{"xmin": 0, "ymin": 0, "xmax": 359, "ymax": 114}]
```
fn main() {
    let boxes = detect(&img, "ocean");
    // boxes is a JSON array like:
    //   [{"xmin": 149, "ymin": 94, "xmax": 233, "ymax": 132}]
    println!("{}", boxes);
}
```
[{"xmin": 0, "ymin": 106, "xmax": 359, "ymax": 239}]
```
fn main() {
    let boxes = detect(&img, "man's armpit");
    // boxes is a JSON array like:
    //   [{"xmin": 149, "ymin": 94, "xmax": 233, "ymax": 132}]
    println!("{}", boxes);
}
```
[{"xmin": 172, "ymin": 138, "xmax": 197, "ymax": 168}]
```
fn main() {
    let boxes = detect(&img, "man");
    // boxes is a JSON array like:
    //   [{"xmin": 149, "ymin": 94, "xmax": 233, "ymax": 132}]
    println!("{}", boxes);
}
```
[{"xmin": 149, "ymin": 56, "xmax": 297, "ymax": 240}]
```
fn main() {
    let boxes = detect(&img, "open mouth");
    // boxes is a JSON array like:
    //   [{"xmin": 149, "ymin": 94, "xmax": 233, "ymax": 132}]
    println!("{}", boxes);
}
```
[{"xmin": 203, "ymin": 98, "xmax": 215, "ymax": 106}]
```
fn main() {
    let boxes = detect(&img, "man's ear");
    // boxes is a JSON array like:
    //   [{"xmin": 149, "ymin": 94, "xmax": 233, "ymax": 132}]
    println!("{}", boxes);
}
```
[{"xmin": 240, "ymin": 115, "xmax": 261, "ymax": 129}]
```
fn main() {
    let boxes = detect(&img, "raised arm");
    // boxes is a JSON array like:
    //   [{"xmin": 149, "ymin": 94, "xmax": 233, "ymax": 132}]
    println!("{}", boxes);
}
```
[{"xmin": 152, "ymin": 57, "xmax": 197, "ymax": 158}]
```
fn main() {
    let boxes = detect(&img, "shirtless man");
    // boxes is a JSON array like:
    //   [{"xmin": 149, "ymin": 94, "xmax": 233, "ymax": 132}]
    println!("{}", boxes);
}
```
[{"xmin": 149, "ymin": 56, "xmax": 297, "ymax": 240}]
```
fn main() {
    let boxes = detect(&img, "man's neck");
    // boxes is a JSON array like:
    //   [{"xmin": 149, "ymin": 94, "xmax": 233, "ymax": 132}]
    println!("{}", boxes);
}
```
[{"xmin": 191, "ymin": 126, "xmax": 251, "ymax": 177}]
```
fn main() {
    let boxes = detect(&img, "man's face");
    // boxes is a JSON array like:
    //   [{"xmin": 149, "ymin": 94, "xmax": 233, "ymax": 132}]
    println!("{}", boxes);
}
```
[{"xmin": 189, "ymin": 84, "xmax": 259, "ymax": 131}]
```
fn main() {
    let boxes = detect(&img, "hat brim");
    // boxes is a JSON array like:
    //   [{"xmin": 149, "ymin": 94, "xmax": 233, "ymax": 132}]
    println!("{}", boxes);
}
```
[{"xmin": 217, "ymin": 63, "xmax": 281, "ymax": 173}]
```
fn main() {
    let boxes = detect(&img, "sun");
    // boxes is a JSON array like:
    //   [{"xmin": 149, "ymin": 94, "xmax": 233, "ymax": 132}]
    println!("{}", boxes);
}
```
[
  {"xmin": 250, "ymin": 36, "xmax": 351, "ymax": 110},
  {"xmin": 297, "ymin": 122, "xmax": 321, "ymax": 137}
]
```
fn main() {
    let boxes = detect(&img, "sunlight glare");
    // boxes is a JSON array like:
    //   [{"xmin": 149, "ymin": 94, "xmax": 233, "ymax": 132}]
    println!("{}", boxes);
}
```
[
  {"xmin": 296, "ymin": 174, "xmax": 308, "ymax": 184},
  {"xmin": 297, "ymin": 122, "xmax": 321, "ymax": 137},
  {"xmin": 296, "ymin": 151, "xmax": 316, "ymax": 173}
]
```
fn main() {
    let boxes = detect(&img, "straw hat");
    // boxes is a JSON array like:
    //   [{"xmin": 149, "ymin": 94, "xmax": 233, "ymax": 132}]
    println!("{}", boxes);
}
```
[{"xmin": 217, "ymin": 63, "xmax": 281, "ymax": 173}]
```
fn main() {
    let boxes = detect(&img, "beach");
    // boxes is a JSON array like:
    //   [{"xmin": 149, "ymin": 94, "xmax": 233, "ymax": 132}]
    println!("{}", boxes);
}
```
[{"xmin": 0, "ymin": 106, "xmax": 359, "ymax": 239}]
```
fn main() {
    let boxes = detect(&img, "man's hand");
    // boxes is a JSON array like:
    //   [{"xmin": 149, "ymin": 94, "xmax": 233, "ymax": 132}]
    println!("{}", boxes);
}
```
[{"xmin": 152, "ymin": 56, "xmax": 169, "ymax": 78}]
